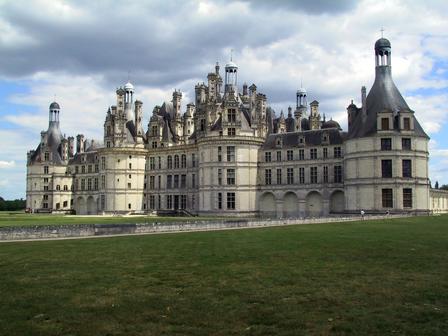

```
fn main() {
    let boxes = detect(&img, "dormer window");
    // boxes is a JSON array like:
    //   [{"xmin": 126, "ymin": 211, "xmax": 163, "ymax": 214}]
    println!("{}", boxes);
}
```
[
  {"xmin": 298, "ymin": 136, "xmax": 305, "ymax": 146},
  {"xmin": 44, "ymin": 152, "xmax": 49, "ymax": 161},
  {"xmin": 322, "ymin": 132, "xmax": 329, "ymax": 144},
  {"xmin": 381, "ymin": 118, "xmax": 389, "ymax": 130},
  {"xmin": 403, "ymin": 117, "xmax": 410, "ymax": 130},
  {"xmin": 276, "ymin": 137, "xmax": 282, "ymax": 148}
]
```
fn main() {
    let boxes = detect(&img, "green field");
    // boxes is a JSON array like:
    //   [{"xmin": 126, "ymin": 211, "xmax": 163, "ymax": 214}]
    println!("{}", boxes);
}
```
[
  {"xmin": 0, "ymin": 211, "xmax": 229, "ymax": 227},
  {"xmin": 1, "ymin": 216, "xmax": 447, "ymax": 335}
]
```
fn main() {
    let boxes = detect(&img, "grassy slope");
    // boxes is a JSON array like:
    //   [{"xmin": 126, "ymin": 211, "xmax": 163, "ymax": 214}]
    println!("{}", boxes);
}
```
[
  {"xmin": 0, "ymin": 216, "xmax": 447, "ymax": 335},
  {"xmin": 0, "ymin": 212, "xmax": 229, "ymax": 227}
]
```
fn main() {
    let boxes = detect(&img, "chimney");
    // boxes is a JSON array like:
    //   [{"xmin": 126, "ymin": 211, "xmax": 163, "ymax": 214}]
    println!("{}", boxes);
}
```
[
  {"xmin": 76, "ymin": 134, "xmax": 85, "ymax": 154},
  {"xmin": 361, "ymin": 86, "xmax": 367, "ymax": 119}
]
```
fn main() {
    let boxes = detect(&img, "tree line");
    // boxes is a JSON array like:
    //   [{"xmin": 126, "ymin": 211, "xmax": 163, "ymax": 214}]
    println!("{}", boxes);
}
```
[{"xmin": 0, "ymin": 197, "xmax": 26, "ymax": 211}]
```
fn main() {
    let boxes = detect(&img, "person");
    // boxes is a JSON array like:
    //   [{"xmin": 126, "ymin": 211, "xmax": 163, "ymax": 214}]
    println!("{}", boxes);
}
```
[{"xmin": 361, "ymin": 210, "xmax": 365, "ymax": 220}]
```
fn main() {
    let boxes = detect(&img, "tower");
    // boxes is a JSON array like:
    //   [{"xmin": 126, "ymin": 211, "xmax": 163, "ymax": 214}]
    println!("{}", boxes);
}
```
[
  {"xmin": 295, "ymin": 87, "xmax": 307, "ymax": 131},
  {"xmin": 124, "ymin": 81, "xmax": 134, "ymax": 121},
  {"xmin": 224, "ymin": 58, "xmax": 238, "ymax": 95}
]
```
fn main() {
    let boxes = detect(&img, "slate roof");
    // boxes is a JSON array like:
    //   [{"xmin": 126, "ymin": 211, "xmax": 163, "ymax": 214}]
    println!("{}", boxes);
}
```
[{"xmin": 262, "ymin": 128, "xmax": 346, "ymax": 149}]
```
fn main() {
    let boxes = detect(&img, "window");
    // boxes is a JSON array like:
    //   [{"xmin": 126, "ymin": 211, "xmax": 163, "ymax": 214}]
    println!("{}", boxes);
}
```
[
  {"xmin": 43, "ymin": 195, "xmax": 49, "ymax": 200},
  {"xmin": 276, "ymin": 169, "xmax": 282, "ymax": 184},
  {"xmin": 334, "ymin": 147, "xmax": 342, "ymax": 158},
  {"xmin": 402, "ymin": 160, "xmax": 412, "ymax": 178},
  {"xmin": 152, "ymin": 141, "xmax": 157, "ymax": 149},
  {"xmin": 75, "ymin": 166, "xmax": 79, "ymax": 174},
  {"xmin": 129, "ymin": 163, "xmax": 132, "ymax": 170},
  {"xmin": 149, "ymin": 176, "xmax": 155, "ymax": 189},
  {"xmin": 287, "ymin": 168, "xmax": 294, "ymax": 184},
  {"xmin": 323, "ymin": 166, "xmax": 328, "ymax": 183},
  {"xmin": 174, "ymin": 175, "xmax": 179, "ymax": 188},
  {"xmin": 287, "ymin": 150, "xmax": 293, "ymax": 161},
  {"xmin": 88, "ymin": 165, "xmax": 92, "ymax": 173},
  {"xmin": 101, "ymin": 157, "xmax": 106, "ymax": 170},
  {"xmin": 227, "ymin": 146, "xmax": 235, "ymax": 162},
  {"xmin": 44, "ymin": 152, "xmax": 49, "ymax": 161},
  {"xmin": 82, "ymin": 165, "xmax": 85, "ymax": 173},
  {"xmin": 299, "ymin": 167, "xmax": 305, "ymax": 184},
  {"xmin": 128, "ymin": 203, "xmax": 131, "ymax": 210},
  {"xmin": 228, "ymin": 109, "xmax": 236, "ymax": 122},
  {"xmin": 44, "ymin": 185, "xmax": 49, "ymax": 191},
  {"xmin": 402, "ymin": 138, "xmax": 411, "ymax": 150},
  {"xmin": 158, "ymin": 175, "xmax": 161, "ymax": 189},
  {"xmin": 167, "ymin": 156, "xmax": 172, "ymax": 169},
  {"xmin": 323, "ymin": 148, "xmax": 328, "ymax": 159},
  {"xmin": 227, "ymin": 169, "xmax": 235, "ymax": 185},
  {"xmin": 192, "ymin": 174, "xmax": 196, "ymax": 188},
  {"xmin": 167, "ymin": 175, "xmax": 172, "ymax": 189},
  {"xmin": 158, "ymin": 157, "xmax": 162, "ymax": 169},
  {"xmin": 200, "ymin": 119, "xmax": 206, "ymax": 131},
  {"xmin": 228, "ymin": 128, "xmax": 236, "ymax": 136},
  {"xmin": 44, "ymin": 166, "xmax": 49, "ymax": 174},
  {"xmin": 94, "ymin": 178, "xmax": 98, "ymax": 190},
  {"xmin": 381, "ymin": 138, "xmax": 392, "ymax": 151},
  {"xmin": 382, "ymin": 189, "xmax": 393, "ymax": 208},
  {"xmin": 218, "ymin": 147, "xmax": 222, "ymax": 162},
  {"xmin": 381, "ymin": 118, "xmax": 389, "ymax": 130},
  {"xmin": 174, "ymin": 155, "xmax": 179, "ymax": 169},
  {"xmin": 227, "ymin": 192, "xmax": 235, "ymax": 210},
  {"xmin": 127, "ymin": 183, "xmax": 131, "ymax": 189},
  {"xmin": 382, "ymin": 160, "xmax": 392, "ymax": 178},
  {"xmin": 181, "ymin": 154, "xmax": 187, "ymax": 168},
  {"xmin": 192, "ymin": 154, "xmax": 196, "ymax": 167},
  {"xmin": 218, "ymin": 193, "xmax": 222, "ymax": 209},
  {"xmin": 334, "ymin": 165, "xmax": 343, "ymax": 183},
  {"xmin": 101, "ymin": 195, "xmax": 106, "ymax": 210},
  {"xmin": 218, "ymin": 169, "xmax": 222, "ymax": 185},
  {"xmin": 63, "ymin": 185, "xmax": 68, "ymax": 191},
  {"xmin": 181, "ymin": 174, "xmax": 186, "ymax": 188},
  {"xmin": 403, "ymin": 188, "xmax": 412, "ymax": 208},
  {"xmin": 56, "ymin": 185, "xmax": 61, "ymax": 191},
  {"xmin": 299, "ymin": 149, "xmax": 304, "ymax": 161},
  {"xmin": 149, "ymin": 157, "xmax": 155, "ymax": 170},
  {"xmin": 167, "ymin": 195, "xmax": 172, "ymax": 209},
  {"xmin": 276, "ymin": 151, "xmax": 282, "ymax": 161},
  {"xmin": 56, "ymin": 203, "xmax": 60, "ymax": 209},
  {"xmin": 101, "ymin": 175, "xmax": 106, "ymax": 189},
  {"xmin": 81, "ymin": 179, "xmax": 85, "ymax": 191},
  {"xmin": 265, "ymin": 152, "xmax": 271, "ymax": 162},
  {"xmin": 403, "ymin": 117, "xmax": 411, "ymax": 130},
  {"xmin": 310, "ymin": 148, "xmax": 317, "ymax": 160},
  {"xmin": 107, "ymin": 141, "xmax": 111, "ymax": 148},
  {"xmin": 180, "ymin": 195, "xmax": 187, "ymax": 209},
  {"xmin": 44, "ymin": 178, "xmax": 49, "ymax": 183},
  {"xmin": 151, "ymin": 125, "xmax": 158, "ymax": 136},
  {"xmin": 265, "ymin": 169, "xmax": 272, "ymax": 185},
  {"xmin": 149, "ymin": 195, "xmax": 155, "ymax": 209},
  {"xmin": 43, "ymin": 203, "xmax": 48, "ymax": 209},
  {"xmin": 310, "ymin": 167, "xmax": 318, "ymax": 184},
  {"xmin": 95, "ymin": 164, "xmax": 99, "ymax": 173},
  {"xmin": 63, "ymin": 201, "xmax": 68, "ymax": 207}
]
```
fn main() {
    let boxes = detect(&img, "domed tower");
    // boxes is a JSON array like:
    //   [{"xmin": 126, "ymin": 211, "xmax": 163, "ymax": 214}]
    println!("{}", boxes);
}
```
[
  {"xmin": 295, "ymin": 87, "xmax": 307, "ymax": 131},
  {"xmin": 344, "ymin": 37, "xmax": 430, "ymax": 214},
  {"xmin": 124, "ymin": 81, "xmax": 134, "ymax": 121},
  {"xmin": 224, "ymin": 59, "xmax": 238, "ymax": 95}
]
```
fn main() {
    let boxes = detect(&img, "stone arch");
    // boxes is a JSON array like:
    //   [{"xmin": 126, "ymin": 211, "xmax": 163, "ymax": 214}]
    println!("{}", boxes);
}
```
[
  {"xmin": 306, "ymin": 191, "xmax": 323, "ymax": 217},
  {"xmin": 87, "ymin": 196, "xmax": 97, "ymax": 215},
  {"xmin": 259, "ymin": 192, "xmax": 276, "ymax": 217},
  {"xmin": 76, "ymin": 196, "xmax": 86, "ymax": 215},
  {"xmin": 283, "ymin": 191, "xmax": 299, "ymax": 218},
  {"xmin": 330, "ymin": 190, "xmax": 345, "ymax": 213}
]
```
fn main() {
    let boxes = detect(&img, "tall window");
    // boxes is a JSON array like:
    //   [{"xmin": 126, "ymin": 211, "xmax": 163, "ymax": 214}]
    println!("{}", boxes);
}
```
[
  {"xmin": 299, "ymin": 167, "xmax": 305, "ymax": 184},
  {"xmin": 167, "ymin": 195, "xmax": 172, "ymax": 209},
  {"xmin": 381, "ymin": 118, "xmax": 390, "ymax": 130},
  {"xmin": 192, "ymin": 153, "xmax": 196, "ymax": 167},
  {"xmin": 402, "ymin": 160, "xmax": 412, "ymax": 178},
  {"xmin": 227, "ymin": 169, "xmax": 235, "ymax": 185},
  {"xmin": 227, "ymin": 192, "xmax": 235, "ymax": 210},
  {"xmin": 167, "ymin": 156, "xmax": 172, "ymax": 169},
  {"xmin": 174, "ymin": 155, "xmax": 179, "ymax": 169},
  {"xmin": 181, "ymin": 174, "xmax": 186, "ymax": 188},
  {"xmin": 218, "ymin": 192, "xmax": 222, "ymax": 209},
  {"xmin": 44, "ymin": 166, "xmax": 49, "ymax": 174},
  {"xmin": 265, "ymin": 152, "xmax": 271, "ymax": 162},
  {"xmin": 276, "ymin": 169, "xmax": 282, "ymax": 184},
  {"xmin": 94, "ymin": 178, "xmax": 98, "ymax": 190},
  {"xmin": 149, "ymin": 157, "xmax": 155, "ymax": 170},
  {"xmin": 167, "ymin": 175, "xmax": 172, "ymax": 189},
  {"xmin": 310, "ymin": 167, "xmax": 318, "ymax": 184},
  {"xmin": 218, "ymin": 147, "xmax": 222, "ymax": 162},
  {"xmin": 181, "ymin": 154, "xmax": 187, "ymax": 168},
  {"xmin": 323, "ymin": 166, "xmax": 328, "ymax": 183},
  {"xmin": 334, "ymin": 147, "xmax": 342, "ymax": 158},
  {"xmin": 287, "ymin": 168, "xmax": 294, "ymax": 184},
  {"xmin": 403, "ymin": 188, "xmax": 412, "ymax": 208},
  {"xmin": 81, "ymin": 179, "xmax": 85, "ymax": 191},
  {"xmin": 310, "ymin": 148, "xmax": 317, "ymax": 160},
  {"xmin": 174, "ymin": 175, "xmax": 179, "ymax": 188},
  {"xmin": 101, "ymin": 157, "xmax": 106, "ymax": 170},
  {"xmin": 227, "ymin": 146, "xmax": 235, "ymax": 162},
  {"xmin": 265, "ymin": 169, "xmax": 272, "ymax": 185},
  {"xmin": 299, "ymin": 149, "xmax": 304, "ymax": 160},
  {"xmin": 228, "ymin": 109, "xmax": 236, "ymax": 123},
  {"xmin": 402, "ymin": 138, "xmax": 411, "ymax": 150},
  {"xmin": 149, "ymin": 176, "xmax": 155, "ymax": 189},
  {"xmin": 218, "ymin": 169, "xmax": 222, "ymax": 185},
  {"xmin": 44, "ymin": 152, "xmax": 50, "ymax": 161},
  {"xmin": 334, "ymin": 165, "xmax": 343, "ymax": 183},
  {"xmin": 287, "ymin": 150, "xmax": 293, "ymax": 161},
  {"xmin": 382, "ymin": 189, "xmax": 393, "ymax": 208},
  {"xmin": 101, "ymin": 175, "xmax": 105, "ymax": 189},
  {"xmin": 192, "ymin": 174, "xmax": 196, "ymax": 188},
  {"xmin": 277, "ymin": 151, "xmax": 282, "ymax": 161},
  {"xmin": 323, "ymin": 148, "xmax": 328, "ymax": 159},
  {"xmin": 382, "ymin": 160, "xmax": 392, "ymax": 178},
  {"xmin": 381, "ymin": 138, "xmax": 392, "ymax": 150},
  {"xmin": 403, "ymin": 117, "xmax": 411, "ymax": 130},
  {"xmin": 228, "ymin": 128, "xmax": 236, "ymax": 136}
]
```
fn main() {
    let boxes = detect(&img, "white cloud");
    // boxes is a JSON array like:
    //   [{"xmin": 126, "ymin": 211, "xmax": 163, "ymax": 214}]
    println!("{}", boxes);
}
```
[{"xmin": 0, "ymin": 160, "xmax": 15, "ymax": 168}]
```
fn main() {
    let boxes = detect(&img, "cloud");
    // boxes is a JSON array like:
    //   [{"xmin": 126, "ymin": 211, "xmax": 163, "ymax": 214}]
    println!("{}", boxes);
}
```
[{"xmin": 0, "ymin": 160, "xmax": 15, "ymax": 168}]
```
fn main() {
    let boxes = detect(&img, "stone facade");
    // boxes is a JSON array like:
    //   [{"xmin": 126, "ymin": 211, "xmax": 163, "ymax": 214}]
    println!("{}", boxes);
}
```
[{"xmin": 26, "ymin": 38, "xmax": 442, "ymax": 216}]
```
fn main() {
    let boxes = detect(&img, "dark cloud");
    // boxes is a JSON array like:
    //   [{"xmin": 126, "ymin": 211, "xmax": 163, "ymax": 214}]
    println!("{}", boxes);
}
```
[{"xmin": 238, "ymin": 0, "xmax": 357, "ymax": 14}]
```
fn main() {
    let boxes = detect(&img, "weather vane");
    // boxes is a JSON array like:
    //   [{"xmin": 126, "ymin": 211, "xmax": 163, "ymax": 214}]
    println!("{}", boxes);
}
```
[{"xmin": 230, "ymin": 48, "xmax": 234, "ymax": 61}]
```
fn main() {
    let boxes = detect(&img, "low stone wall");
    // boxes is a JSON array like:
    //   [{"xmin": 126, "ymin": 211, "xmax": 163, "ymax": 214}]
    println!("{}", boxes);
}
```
[{"xmin": 0, "ymin": 214, "xmax": 417, "ymax": 241}]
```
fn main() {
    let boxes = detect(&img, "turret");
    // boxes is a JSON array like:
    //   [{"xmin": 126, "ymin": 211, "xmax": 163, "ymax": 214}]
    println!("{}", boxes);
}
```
[
  {"xmin": 68, "ymin": 136, "xmax": 75, "ymax": 157},
  {"xmin": 134, "ymin": 100, "xmax": 143, "ymax": 142},
  {"xmin": 76, "ymin": 134, "xmax": 85, "ymax": 154},
  {"xmin": 224, "ymin": 58, "xmax": 238, "ymax": 95},
  {"xmin": 124, "ymin": 81, "xmax": 134, "ymax": 121}
]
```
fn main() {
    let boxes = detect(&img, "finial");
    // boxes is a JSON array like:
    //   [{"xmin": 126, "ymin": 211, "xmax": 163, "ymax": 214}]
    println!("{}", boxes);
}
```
[{"xmin": 380, "ymin": 27, "xmax": 385, "ymax": 38}]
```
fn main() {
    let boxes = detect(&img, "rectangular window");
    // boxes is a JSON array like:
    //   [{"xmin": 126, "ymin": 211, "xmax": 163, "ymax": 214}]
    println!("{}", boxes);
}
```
[
  {"xmin": 227, "ymin": 192, "xmax": 235, "ymax": 210},
  {"xmin": 265, "ymin": 152, "xmax": 271, "ymax": 162},
  {"xmin": 44, "ymin": 152, "xmax": 49, "ymax": 161},
  {"xmin": 402, "ymin": 138, "xmax": 411, "ymax": 150},
  {"xmin": 174, "ymin": 155, "xmax": 179, "ymax": 169},
  {"xmin": 174, "ymin": 175, "xmax": 179, "ymax": 188},
  {"xmin": 334, "ymin": 165, "xmax": 343, "ymax": 183},
  {"xmin": 287, "ymin": 150, "xmax": 294, "ymax": 161},
  {"xmin": 151, "ymin": 141, "xmax": 157, "ymax": 149},
  {"xmin": 94, "ymin": 178, "xmax": 98, "ymax": 190},
  {"xmin": 149, "ymin": 176, "xmax": 155, "ymax": 189},
  {"xmin": 192, "ymin": 153, "xmax": 196, "ymax": 167},
  {"xmin": 287, "ymin": 168, "xmax": 294, "ymax": 184},
  {"xmin": 158, "ymin": 157, "xmax": 162, "ymax": 169},
  {"xmin": 167, "ymin": 175, "xmax": 172, "ymax": 189},
  {"xmin": 323, "ymin": 166, "xmax": 328, "ymax": 183},
  {"xmin": 181, "ymin": 174, "xmax": 186, "ymax": 188},
  {"xmin": 149, "ymin": 195, "xmax": 155, "ymax": 209},
  {"xmin": 217, "ymin": 147, "xmax": 222, "ymax": 162},
  {"xmin": 218, "ymin": 192, "xmax": 222, "ymax": 209},
  {"xmin": 158, "ymin": 175, "xmax": 161, "ymax": 189},
  {"xmin": 81, "ymin": 179, "xmax": 85, "ymax": 191},
  {"xmin": 402, "ymin": 159, "xmax": 412, "ymax": 178},
  {"xmin": 299, "ymin": 149, "xmax": 304, "ymax": 160},
  {"xmin": 149, "ymin": 157, "xmax": 155, "ymax": 170},
  {"xmin": 265, "ymin": 169, "xmax": 272, "ymax": 185},
  {"xmin": 101, "ymin": 195, "xmax": 105, "ymax": 210},
  {"xmin": 44, "ymin": 166, "xmax": 49, "ymax": 174},
  {"xmin": 88, "ymin": 165, "xmax": 92, "ymax": 173},
  {"xmin": 382, "ymin": 189, "xmax": 393, "ymax": 208},
  {"xmin": 334, "ymin": 147, "xmax": 342, "ymax": 158},
  {"xmin": 323, "ymin": 148, "xmax": 328, "ymax": 159},
  {"xmin": 181, "ymin": 155, "xmax": 187, "ymax": 168},
  {"xmin": 310, "ymin": 167, "xmax": 318, "ymax": 184},
  {"xmin": 227, "ymin": 169, "xmax": 235, "ymax": 185},
  {"xmin": 218, "ymin": 169, "xmax": 222, "ymax": 185},
  {"xmin": 167, "ymin": 195, "xmax": 172, "ymax": 209},
  {"xmin": 381, "ymin": 118, "xmax": 390, "ymax": 130},
  {"xmin": 192, "ymin": 174, "xmax": 196, "ymax": 188},
  {"xmin": 167, "ymin": 156, "xmax": 172, "ymax": 169},
  {"xmin": 127, "ymin": 183, "xmax": 131, "ymax": 189},
  {"xmin": 381, "ymin": 138, "xmax": 392, "ymax": 150},
  {"xmin": 403, "ymin": 188, "xmax": 412, "ymax": 208},
  {"xmin": 81, "ymin": 166, "xmax": 85, "ymax": 173},
  {"xmin": 227, "ymin": 146, "xmax": 235, "ymax": 162},
  {"xmin": 101, "ymin": 175, "xmax": 105, "ymax": 189},
  {"xmin": 63, "ymin": 201, "xmax": 68, "ymax": 208},
  {"xmin": 75, "ymin": 166, "xmax": 79, "ymax": 174},
  {"xmin": 95, "ymin": 164, "xmax": 99, "ymax": 173},
  {"xmin": 180, "ymin": 195, "xmax": 187, "ymax": 209},
  {"xmin": 403, "ymin": 117, "xmax": 411, "ymax": 130},
  {"xmin": 101, "ymin": 157, "xmax": 106, "ymax": 170},
  {"xmin": 382, "ymin": 160, "xmax": 392, "ymax": 178},
  {"xmin": 227, "ymin": 128, "xmax": 236, "ymax": 136},
  {"xmin": 276, "ymin": 169, "xmax": 282, "ymax": 185},
  {"xmin": 299, "ymin": 167, "xmax": 305, "ymax": 184},
  {"xmin": 228, "ymin": 109, "xmax": 236, "ymax": 123},
  {"xmin": 310, "ymin": 148, "xmax": 317, "ymax": 160},
  {"xmin": 277, "ymin": 151, "xmax": 282, "ymax": 162}
]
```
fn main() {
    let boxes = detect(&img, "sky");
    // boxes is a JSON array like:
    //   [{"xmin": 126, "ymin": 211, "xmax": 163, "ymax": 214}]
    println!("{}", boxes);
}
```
[{"xmin": 0, "ymin": 0, "xmax": 448, "ymax": 199}]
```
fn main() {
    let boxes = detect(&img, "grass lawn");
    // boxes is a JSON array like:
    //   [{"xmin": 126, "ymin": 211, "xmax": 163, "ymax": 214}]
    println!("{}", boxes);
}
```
[
  {"xmin": 0, "ymin": 215, "xmax": 447, "ymax": 335},
  {"xmin": 0, "ymin": 211, "xmax": 231, "ymax": 228}
]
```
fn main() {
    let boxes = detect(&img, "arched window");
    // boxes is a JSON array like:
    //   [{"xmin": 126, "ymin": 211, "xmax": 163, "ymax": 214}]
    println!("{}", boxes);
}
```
[
  {"xmin": 181, "ymin": 154, "xmax": 186, "ymax": 168},
  {"xmin": 63, "ymin": 185, "xmax": 68, "ymax": 191},
  {"xmin": 174, "ymin": 155, "xmax": 179, "ymax": 169},
  {"xmin": 167, "ymin": 156, "xmax": 172, "ymax": 169},
  {"xmin": 56, "ymin": 185, "xmax": 61, "ymax": 191}
]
